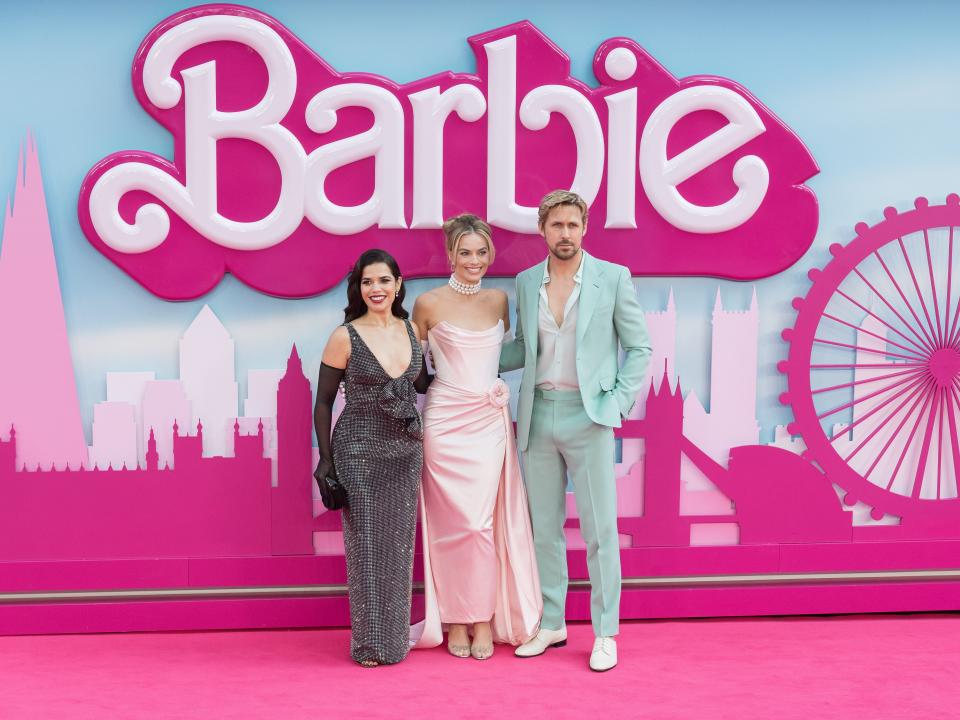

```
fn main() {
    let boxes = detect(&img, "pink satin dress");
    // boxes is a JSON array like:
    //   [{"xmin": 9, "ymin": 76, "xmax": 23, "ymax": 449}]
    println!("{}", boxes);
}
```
[{"xmin": 412, "ymin": 320, "xmax": 541, "ymax": 648}]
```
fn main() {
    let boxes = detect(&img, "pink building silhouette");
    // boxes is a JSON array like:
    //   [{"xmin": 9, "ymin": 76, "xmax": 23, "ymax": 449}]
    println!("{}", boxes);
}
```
[
  {"xmin": 90, "ymin": 402, "xmax": 138, "ymax": 470},
  {"xmin": 142, "ymin": 380, "xmax": 192, "ymax": 469},
  {"xmin": 632, "ymin": 289, "xmax": 677, "ymax": 420},
  {"xmin": 708, "ymin": 288, "xmax": 761, "ymax": 448},
  {"xmin": 180, "ymin": 306, "xmax": 239, "ymax": 458},
  {"xmin": 0, "ymin": 138, "xmax": 87, "ymax": 469},
  {"xmin": 105, "ymin": 371, "xmax": 155, "ymax": 465},
  {"xmin": 272, "ymin": 346, "xmax": 315, "ymax": 555}
]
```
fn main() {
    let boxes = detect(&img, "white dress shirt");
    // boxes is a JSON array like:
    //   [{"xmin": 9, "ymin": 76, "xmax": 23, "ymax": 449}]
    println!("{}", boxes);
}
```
[{"xmin": 535, "ymin": 256, "xmax": 583, "ymax": 390}]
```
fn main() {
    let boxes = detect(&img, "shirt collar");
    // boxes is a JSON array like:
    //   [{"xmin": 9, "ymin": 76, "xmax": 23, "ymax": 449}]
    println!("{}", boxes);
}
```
[{"xmin": 542, "ymin": 253, "xmax": 585, "ymax": 286}]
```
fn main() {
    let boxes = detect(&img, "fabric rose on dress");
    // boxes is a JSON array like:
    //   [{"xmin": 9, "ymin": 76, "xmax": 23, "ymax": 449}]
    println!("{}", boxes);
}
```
[
  {"xmin": 487, "ymin": 378, "xmax": 511, "ymax": 408},
  {"xmin": 377, "ymin": 376, "xmax": 423, "ymax": 439}
]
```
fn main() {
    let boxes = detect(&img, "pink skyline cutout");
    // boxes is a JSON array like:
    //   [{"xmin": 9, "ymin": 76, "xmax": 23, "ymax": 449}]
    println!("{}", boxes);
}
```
[{"xmin": 0, "ymin": 347, "xmax": 312, "ymax": 561}]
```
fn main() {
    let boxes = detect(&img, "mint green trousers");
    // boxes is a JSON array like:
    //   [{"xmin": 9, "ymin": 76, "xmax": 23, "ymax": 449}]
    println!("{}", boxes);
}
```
[{"xmin": 521, "ymin": 388, "xmax": 620, "ymax": 637}]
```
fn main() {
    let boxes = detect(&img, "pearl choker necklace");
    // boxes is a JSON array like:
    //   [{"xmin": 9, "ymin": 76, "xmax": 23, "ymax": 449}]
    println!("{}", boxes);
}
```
[{"xmin": 448, "ymin": 274, "xmax": 481, "ymax": 295}]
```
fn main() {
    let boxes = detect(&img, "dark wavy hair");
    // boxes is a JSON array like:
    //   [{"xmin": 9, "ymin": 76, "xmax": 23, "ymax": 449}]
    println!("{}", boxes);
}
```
[{"xmin": 343, "ymin": 249, "xmax": 409, "ymax": 323}]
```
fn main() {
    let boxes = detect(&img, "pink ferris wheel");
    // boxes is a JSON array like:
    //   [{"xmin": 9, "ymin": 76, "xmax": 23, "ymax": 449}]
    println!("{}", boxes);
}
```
[{"xmin": 780, "ymin": 195, "xmax": 960, "ymax": 522}]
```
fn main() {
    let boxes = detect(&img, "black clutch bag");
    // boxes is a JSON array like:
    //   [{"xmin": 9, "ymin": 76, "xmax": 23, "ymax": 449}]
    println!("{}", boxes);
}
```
[{"xmin": 318, "ymin": 474, "xmax": 347, "ymax": 511}]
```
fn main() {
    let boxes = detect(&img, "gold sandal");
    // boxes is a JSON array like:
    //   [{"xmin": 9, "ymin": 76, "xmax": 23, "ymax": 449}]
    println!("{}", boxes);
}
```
[
  {"xmin": 470, "ymin": 642, "xmax": 494, "ymax": 660},
  {"xmin": 447, "ymin": 642, "xmax": 471, "ymax": 658}
]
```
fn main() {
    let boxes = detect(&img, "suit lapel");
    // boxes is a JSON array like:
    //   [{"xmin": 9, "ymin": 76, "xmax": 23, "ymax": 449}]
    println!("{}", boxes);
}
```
[
  {"xmin": 523, "ymin": 261, "xmax": 546, "ymax": 359},
  {"xmin": 576, "ymin": 251, "xmax": 602, "ymax": 346}
]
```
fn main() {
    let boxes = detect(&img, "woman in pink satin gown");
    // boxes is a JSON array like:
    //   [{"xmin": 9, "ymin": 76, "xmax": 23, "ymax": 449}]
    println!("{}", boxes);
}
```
[{"xmin": 411, "ymin": 214, "xmax": 541, "ymax": 660}]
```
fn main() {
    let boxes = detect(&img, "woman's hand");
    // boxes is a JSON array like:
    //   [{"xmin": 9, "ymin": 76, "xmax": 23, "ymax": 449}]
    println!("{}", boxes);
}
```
[
  {"xmin": 314, "ymin": 458, "xmax": 337, "ymax": 484},
  {"xmin": 314, "ymin": 458, "xmax": 346, "ymax": 510}
]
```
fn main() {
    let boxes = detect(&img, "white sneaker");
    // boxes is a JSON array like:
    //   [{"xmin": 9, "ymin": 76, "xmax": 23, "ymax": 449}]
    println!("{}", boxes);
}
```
[
  {"xmin": 589, "ymin": 636, "xmax": 617, "ymax": 672},
  {"xmin": 514, "ymin": 627, "xmax": 567, "ymax": 658}
]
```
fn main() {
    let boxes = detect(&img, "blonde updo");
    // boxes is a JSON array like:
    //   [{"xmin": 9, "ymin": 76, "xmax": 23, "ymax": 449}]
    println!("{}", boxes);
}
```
[{"xmin": 442, "ymin": 213, "xmax": 495, "ymax": 264}]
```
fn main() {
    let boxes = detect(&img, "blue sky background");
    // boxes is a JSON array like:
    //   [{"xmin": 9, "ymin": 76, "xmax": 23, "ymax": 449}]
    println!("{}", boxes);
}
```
[{"xmin": 3, "ymin": 0, "xmax": 960, "ymax": 441}]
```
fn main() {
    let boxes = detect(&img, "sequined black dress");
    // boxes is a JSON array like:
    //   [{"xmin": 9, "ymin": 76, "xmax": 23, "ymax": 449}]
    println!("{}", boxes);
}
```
[{"xmin": 333, "ymin": 320, "xmax": 424, "ymax": 665}]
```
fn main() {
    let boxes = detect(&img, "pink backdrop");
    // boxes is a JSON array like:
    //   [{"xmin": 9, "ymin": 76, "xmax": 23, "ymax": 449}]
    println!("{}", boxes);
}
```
[{"xmin": 3, "ymin": 7, "xmax": 960, "ymax": 635}]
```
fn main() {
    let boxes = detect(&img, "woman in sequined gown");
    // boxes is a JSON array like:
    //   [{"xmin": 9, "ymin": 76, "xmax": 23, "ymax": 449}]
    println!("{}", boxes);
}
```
[
  {"xmin": 411, "ymin": 215, "xmax": 541, "ymax": 660},
  {"xmin": 313, "ymin": 249, "xmax": 428, "ymax": 668}
]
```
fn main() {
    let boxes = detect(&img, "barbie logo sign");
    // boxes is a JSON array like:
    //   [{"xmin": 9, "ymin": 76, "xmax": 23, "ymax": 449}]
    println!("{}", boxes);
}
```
[{"xmin": 78, "ymin": 5, "xmax": 818, "ymax": 299}]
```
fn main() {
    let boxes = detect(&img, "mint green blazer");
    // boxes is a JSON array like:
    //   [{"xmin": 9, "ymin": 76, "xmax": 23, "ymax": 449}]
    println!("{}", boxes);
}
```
[{"xmin": 500, "ymin": 251, "xmax": 653, "ymax": 452}]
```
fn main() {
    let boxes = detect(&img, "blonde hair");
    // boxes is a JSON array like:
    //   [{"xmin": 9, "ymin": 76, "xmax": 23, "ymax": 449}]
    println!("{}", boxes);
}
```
[
  {"xmin": 442, "ymin": 213, "xmax": 495, "ymax": 264},
  {"xmin": 537, "ymin": 190, "xmax": 588, "ymax": 229}
]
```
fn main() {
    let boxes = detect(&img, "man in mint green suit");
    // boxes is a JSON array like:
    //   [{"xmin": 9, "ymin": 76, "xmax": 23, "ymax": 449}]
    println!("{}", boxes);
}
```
[{"xmin": 500, "ymin": 190, "xmax": 652, "ymax": 672}]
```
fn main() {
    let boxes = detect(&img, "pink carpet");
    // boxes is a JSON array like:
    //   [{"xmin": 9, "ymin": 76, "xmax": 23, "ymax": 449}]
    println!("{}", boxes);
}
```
[{"xmin": 2, "ymin": 614, "xmax": 958, "ymax": 719}]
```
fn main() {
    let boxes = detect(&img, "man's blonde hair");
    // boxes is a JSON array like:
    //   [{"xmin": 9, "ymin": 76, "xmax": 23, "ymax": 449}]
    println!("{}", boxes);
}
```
[
  {"xmin": 442, "ymin": 213, "xmax": 496, "ymax": 264},
  {"xmin": 538, "ymin": 190, "xmax": 588, "ymax": 230}
]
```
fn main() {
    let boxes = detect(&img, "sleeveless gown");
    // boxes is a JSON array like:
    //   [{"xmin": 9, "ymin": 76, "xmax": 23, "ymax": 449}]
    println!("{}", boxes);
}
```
[
  {"xmin": 334, "ymin": 320, "xmax": 423, "ymax": 665},
  {"xmin": 413, "ymin": 319, "xmax": 541, "ymax": 647}
]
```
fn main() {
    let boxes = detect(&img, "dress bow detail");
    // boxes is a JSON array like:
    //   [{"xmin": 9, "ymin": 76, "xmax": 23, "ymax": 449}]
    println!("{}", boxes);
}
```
[{"xmin": 378, "ymin": 376, "xmax": 423, "ymax": 439}]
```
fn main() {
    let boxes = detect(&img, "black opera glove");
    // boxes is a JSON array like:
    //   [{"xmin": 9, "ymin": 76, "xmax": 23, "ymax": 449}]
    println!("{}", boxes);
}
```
[
  {"xmin": 313, "ymin": 362, "xmax": 347, "ymax": 510},
  {"xmin": 414, "ymin": 356, "xmax": 433, "ymax": 394}
]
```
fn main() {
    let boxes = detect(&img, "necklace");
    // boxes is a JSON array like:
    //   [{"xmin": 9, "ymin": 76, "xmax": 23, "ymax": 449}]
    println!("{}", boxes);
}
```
[{"xmin": 448, "ymin": 274, "xmax": 481, "ymax": 295}]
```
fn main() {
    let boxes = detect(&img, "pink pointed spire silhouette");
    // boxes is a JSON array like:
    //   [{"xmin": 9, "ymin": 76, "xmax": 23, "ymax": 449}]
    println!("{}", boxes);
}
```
[{"xmin": 0, "ymin": 135, "xmax": 88, "ymax": 468}]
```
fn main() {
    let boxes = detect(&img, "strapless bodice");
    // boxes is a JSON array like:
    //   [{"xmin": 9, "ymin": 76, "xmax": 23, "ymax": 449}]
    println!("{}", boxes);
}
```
[{"xmin": 427, "ymin": 319, "xmax": 504, "ymax": 394}]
